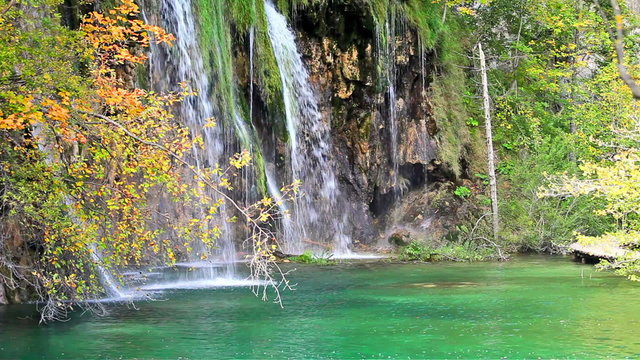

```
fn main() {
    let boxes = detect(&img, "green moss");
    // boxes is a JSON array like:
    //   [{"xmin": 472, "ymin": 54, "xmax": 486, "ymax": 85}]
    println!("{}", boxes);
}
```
[
  {"xmin": 193, "ymin": 0, "xmax": 234, "ymax": 116},
  {"xmin": 274, "ymin": 0, "xmax": 327, "ymax": 17},
  {"xmin": 368, "ymin": 0, "xmax": 391, "ymax": 25},
  {"xmin": 401, "ymin": 0, "xmax": 444, "ymax": 49},
  {"xmin": 288, "ymin": 250, "xmax": 334, "ymax": 265},
  {"xmin": 400, "ymin": 242, "xmax": 496, "ymax": 262},
  {"xmin": 366, "ymin": 0, "xmax": 444, "ymax": 50},
  {"xmin": 254, "ymin": 0, "xmax": 285, "ymax": 112},
  {"xmin": 226, "ymin": 0, "xmax": 257, "ymax": 34},
  {"xmin": 429, "ymin": 17, "xmax": 482, "ymax": 178},
  {"xmin": 192, "ymin": 0, "xmax": 271, "ymax": 194}
]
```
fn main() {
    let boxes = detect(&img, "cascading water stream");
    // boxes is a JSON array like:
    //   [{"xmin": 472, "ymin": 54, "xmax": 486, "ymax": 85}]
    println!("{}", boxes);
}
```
[
  {"xmin": 146, "ymin": 0, "xmax": 237, "ymax": 280},
  {"xmin": 32, "ymin": 124, "xmax": 126, "ymax": 298},
  {"xmin": 376, "ymin": 9, "xmax": 400, "ymax": 196},
  {"xmin": 89, "ymin": 245, "xmax": 126, "ymax": 299},
  {"xmin": 386, "ymin": 19, "xmax": 399, "ymax": 192},
  {"xmin": 264, "ymin": 1, "xmax": 352, "ymax": 256}
]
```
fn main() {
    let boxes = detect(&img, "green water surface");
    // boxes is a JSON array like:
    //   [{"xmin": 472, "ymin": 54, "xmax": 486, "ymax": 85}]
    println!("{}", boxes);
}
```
[{"xmin": 1, "ymin": 256, "xmax": 640, "ymax": 359}]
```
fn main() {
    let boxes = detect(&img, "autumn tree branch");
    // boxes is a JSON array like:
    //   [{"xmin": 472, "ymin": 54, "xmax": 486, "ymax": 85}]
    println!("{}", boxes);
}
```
[{"xmin": 78, "ymin": 109, "xmax": 294, "ymax": 306}]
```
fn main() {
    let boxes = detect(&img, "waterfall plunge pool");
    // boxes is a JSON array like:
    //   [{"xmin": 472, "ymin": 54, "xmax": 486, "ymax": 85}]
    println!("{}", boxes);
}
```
[{"xmin": 1, "ymin": 256, "xmax": 640, "ymax": 359}]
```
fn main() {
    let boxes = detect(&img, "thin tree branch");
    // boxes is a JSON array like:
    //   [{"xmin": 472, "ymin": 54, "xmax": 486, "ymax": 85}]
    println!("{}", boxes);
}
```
[
  {"xmin": 78, "ymin": 110, "xmax": 294, "ymax": 305},
  {"xmin": 0, "ymin": 0, "xmax": 16, "ymax": 16},
  {"xmin": 610, "ymin": 0, "xmax": 640, "ymax": 99}
]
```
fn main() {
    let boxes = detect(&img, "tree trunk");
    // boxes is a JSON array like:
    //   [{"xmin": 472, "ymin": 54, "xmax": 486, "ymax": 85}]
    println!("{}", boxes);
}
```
[
  {"xmin": 478, "ymin": 42, "xmax": 500, "ymax": 239},
  {"xmin": 0, "ymin": 281, "xmax": 7, "ymax": 305},
  {"xmin": 610, "ymin": 0, "xmax": 640, "ymax": 99},
  {"xmin": 626, "ymin": 0, "xmax": 640, "ymax": 14}
]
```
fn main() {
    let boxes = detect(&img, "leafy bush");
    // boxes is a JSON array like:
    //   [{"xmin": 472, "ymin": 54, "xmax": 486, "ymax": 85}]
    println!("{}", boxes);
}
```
[
  {"xmin": 454, "ymin": 186, "xmax": 472, "ymax": 198},
  {"xmin": 288, "ymin": 251, "xmax": 333, "ymax": 265},
  {"xmin": 400, "ymin": 242, "xmax": 496, "ymax": 262}
]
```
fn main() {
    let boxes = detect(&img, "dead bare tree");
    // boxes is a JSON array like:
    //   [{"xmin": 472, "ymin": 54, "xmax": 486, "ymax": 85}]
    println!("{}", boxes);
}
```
[
  {"xmin": 478, "ymin": 42, "xmax": 501, "ymax": 240},
  {"xmin": 602, "ymin": 0, "xmax": 640, "ymax": 99}
]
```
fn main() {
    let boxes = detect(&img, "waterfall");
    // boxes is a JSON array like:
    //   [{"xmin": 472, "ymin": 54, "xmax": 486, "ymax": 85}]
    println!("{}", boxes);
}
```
[
  {"xmin": 386, "ymin": 19, "xmax": 399, "ymax": 192},
  {"xmin": 264, "ymin": 1, "xmax": 352, "ymax": 256},
  {"xmin": 32, "ymin": 124, "xmax": 126, "ymax": 298},
  {"xmin": 376, "ymin": 9, "xmax": 400, "ymax": 195},
  {"xmin": 89, "ymin": 245, "xmax": 125, "ymax": 299},
  {"xmin": 146, "ymin": 0, "xmax": 237, "ymax": 278}
]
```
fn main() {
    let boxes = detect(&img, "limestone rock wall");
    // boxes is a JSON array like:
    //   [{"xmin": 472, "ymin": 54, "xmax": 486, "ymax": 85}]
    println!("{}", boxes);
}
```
[{"xmin": 246, "ymin": 1, "xmax": 475, "ymax": 246}]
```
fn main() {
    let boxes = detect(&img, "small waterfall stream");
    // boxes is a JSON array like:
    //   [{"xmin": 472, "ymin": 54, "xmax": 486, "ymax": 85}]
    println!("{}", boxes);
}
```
[
  {"xmin": 147, "ymin": 0, "xmax": 237, "ymax": 280},
  {"xmin": 264, "ymin": 1, "xmax": 352, "ymax": 256},
  {"xmin": 33, "ymin": 124, "xmax": 126, "ymax": 298},
  {"xmin": 89, "ymin": 245, "xmax": 126, "ymax": 299},
  {"xmin": 376, "ymin": 9, "xmax": 400, "ymax": 195},
  {"xmin": 385, "ymin": 18, "xmax": 399, "ymax": 193}
]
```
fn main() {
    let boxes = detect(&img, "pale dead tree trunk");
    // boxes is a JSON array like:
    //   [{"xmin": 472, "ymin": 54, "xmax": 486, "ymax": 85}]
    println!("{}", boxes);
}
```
[
  {"xmin": 478, "ymin": 42, "xmax": 500, "ymax": 239},
  {"xmin": 625, "ymin": 0, "xmax": 640, "ymax": 16},
  {"xmin": 0, "ymin": 281, "xmax": 7, "ymax": 305},
  {"xmin": 611, "ymin": 0, "xmax": 640, "ymax": 99}
]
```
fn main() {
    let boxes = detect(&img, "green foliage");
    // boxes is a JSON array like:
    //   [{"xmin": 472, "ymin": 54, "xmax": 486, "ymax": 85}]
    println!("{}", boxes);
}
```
[
  {"xmin": 474, "ymin": 173, "xmax": 489, "ymax": 184},
  {"xmin": 463, "ymin": 0, "xmax": 627, "ymax": 258},
  {"xmin": 454, "ymin": 186, "xmax": 472, "ymax": 198},
  {"xmin": 0, "ymin": 0, "xmax": 89, "ymax": 102},
  {"xmin": 1, "ymin": 148, "xmax": 104, "ymax": 301},
  {"xmin": 401, "ymin": 0, "xmax": 446, "ymax": 49},
  {"xmin": 400, "ymin": 242, "xmax": 496, "ymax": 262},
  {"xmin": 288, "ymin": 251, "xmax": 333, "ymax": 265},
  {"xmin": 499, "ymin": 139, "xmax": 612, "ymax": 251},
  {"xmin": 541, "ymin": 63, "xmax": 640, "ymax": 276},
  {"xmin": 226, "ymin": 0, "xmax": 257, "ymax": 34}
]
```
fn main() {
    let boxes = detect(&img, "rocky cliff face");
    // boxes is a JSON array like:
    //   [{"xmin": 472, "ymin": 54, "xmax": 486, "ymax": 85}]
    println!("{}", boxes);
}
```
[
  {"xmin": 234, "ymin": 1, "xmax": 480, "ymax": 248},
  {"xmin": 0, "ymin": 219, "xmax": 37, "ymax": 304},
  {"xmin": 137, "ymin": 0, "xmax": 481, "ymax": 252},
  {"xmin": 0, "ymin": 0, "xmax": 482, "ymax": 307}
]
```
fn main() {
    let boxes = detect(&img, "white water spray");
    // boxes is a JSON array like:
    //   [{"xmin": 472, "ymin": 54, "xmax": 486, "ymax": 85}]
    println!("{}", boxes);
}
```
[
  {"xmin": 265, "ymin": 1, "xmax": 352, "ymax": 256},
  {"xmin": 146, "ymin": 0, "xmax": 237, "ymax": 278}
]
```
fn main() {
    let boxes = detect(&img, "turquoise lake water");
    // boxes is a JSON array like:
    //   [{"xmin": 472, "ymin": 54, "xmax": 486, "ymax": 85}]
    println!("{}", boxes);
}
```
[{"xmin": 1, "ymin": 256, "xmax": 639, "ymax": 359}]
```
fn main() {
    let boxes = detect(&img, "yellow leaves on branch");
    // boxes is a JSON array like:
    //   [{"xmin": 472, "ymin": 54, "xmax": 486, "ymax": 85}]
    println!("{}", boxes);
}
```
[
  {"xmin": 0, "ymin": 0, "xmax": 176, "ymax": 136},
  {"xmin": 0, "ymin": 95, "xmax": 42, "ymax": 130},
  {"xmin": 83, "ymin": 0, "xmax": 174, "ymax": 66},
  {"xmin": 431, "ymin": 0, "xmax": 493, "ymax": 16},
  {"xmin": 229, "ymin": 150, "xmax": 252, "ymax": 169}
]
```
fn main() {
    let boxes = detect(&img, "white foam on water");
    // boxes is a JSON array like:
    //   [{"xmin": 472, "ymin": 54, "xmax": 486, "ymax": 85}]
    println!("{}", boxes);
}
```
[
  {"xmin": 174, "ymin": 259, "xmax": 250, "ymax": 268},
  {"xmin": 331, "ymin": 253, "xmax": 387, "ymax": 260},
  {"xmin": 80, "ymin": 291, "xmax": 142, "ymax": 304},
  {"xmin": 140, "ymin": 278, "xmax": 266, "ymax": 291},
  {"xmin": 174, "ymin": 261, "xmax": 227, "ymax": 268}
]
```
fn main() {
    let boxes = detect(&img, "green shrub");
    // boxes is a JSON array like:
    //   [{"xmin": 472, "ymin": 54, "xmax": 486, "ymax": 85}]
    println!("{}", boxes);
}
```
[
  {"xmin": 454, "ymin": 186, "xmax": 472, "ymax": 198},
  {"xmin": 289, "ymin": 251, "xmax": 333, "ymax": 265},
  {"xmin": 400, "ymin": 242, "xmax": 496, "ymax": 262}
]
